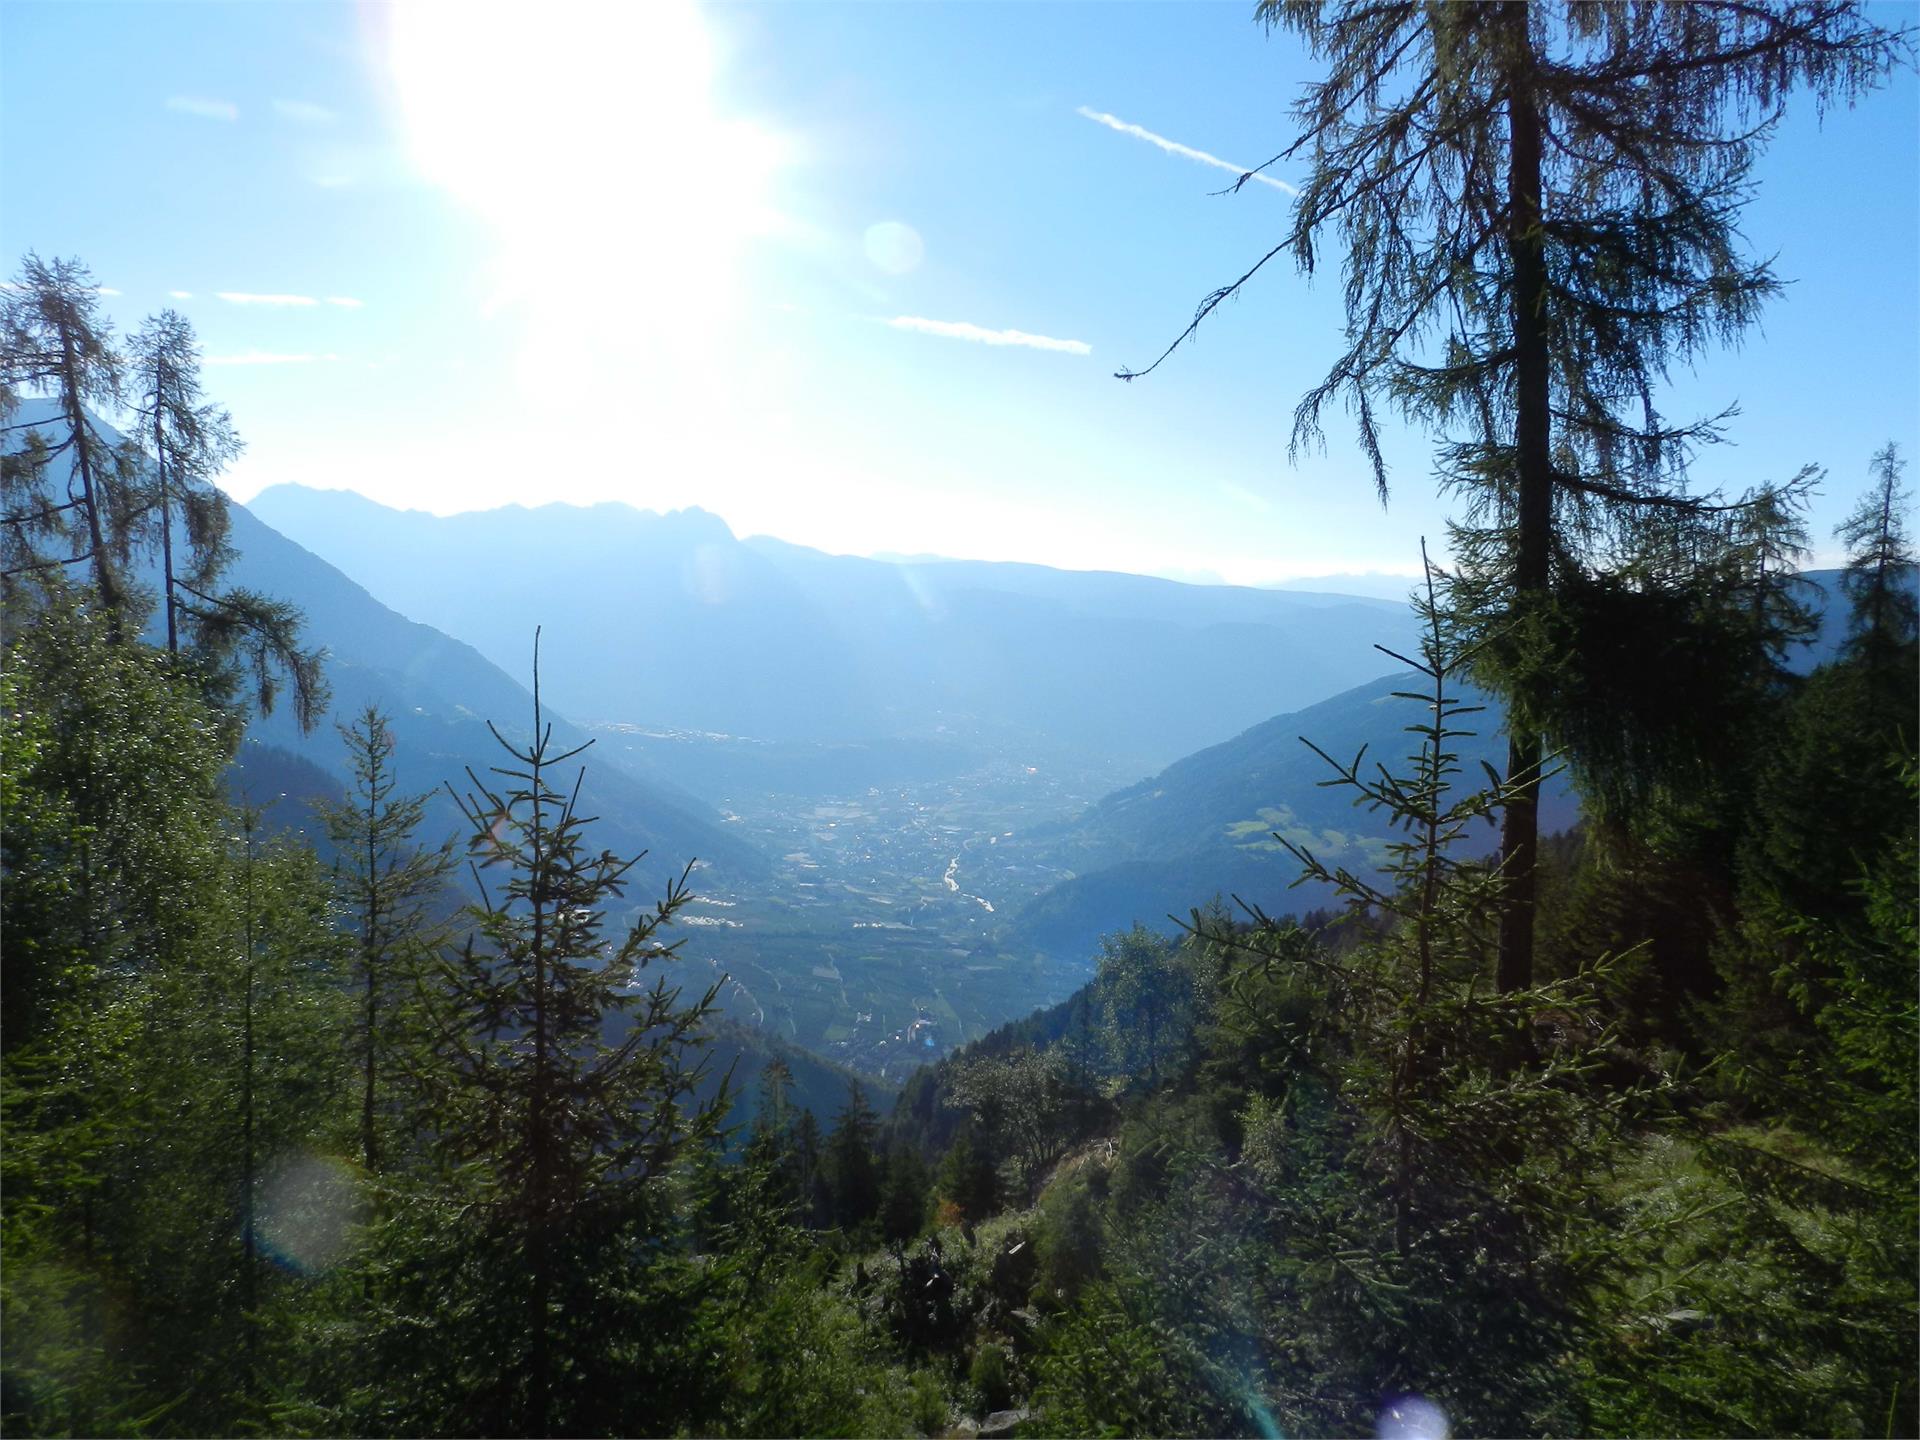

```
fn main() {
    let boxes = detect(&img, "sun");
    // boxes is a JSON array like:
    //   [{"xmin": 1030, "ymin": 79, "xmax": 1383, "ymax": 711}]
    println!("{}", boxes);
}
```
[{"xmin": 382, "ymin": 0, "xmax": 790, "ymax": 479}]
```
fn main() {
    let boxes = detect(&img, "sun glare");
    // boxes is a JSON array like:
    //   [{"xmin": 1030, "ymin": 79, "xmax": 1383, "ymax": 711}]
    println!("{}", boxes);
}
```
[{"xmin": 385, "ymin": 0, "xmax": 789, "ymax": 487}]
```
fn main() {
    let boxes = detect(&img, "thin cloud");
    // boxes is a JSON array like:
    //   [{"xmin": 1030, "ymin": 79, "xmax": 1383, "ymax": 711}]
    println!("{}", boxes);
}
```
[
  {"xmin": 1077, "ymin": 107, "xmax": 1296, "ymax": 195},
  {"xmin": 169, "ymin": 290, "xmax": 193, "ymax": 300},
  {"xmin": 166, "ymin": 95, "xmax": 239, "ymax": 123},
  {"xmin": 325, "ymin": 296, "xmax": 364, "ymax": 309},
  {"xmin": 273, "ymin": 99, "xmax": 337, "ymax": 125},
  {"xmin": 204, "ymin": 351, "xmax": 339, "ymax": 367},
  {"xmin": 95, "ymin": 287, "xmax": 121, "ymax": 297},
  {"xmin": 887, "ymin": 315, "xmax": 1091, "ymax": 356},
  {"xmin": 217, "ymin": 291, "xmax": 319, "ymax": 307}
]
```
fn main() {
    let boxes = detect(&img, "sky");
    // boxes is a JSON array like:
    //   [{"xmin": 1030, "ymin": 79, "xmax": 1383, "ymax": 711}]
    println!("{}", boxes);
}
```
[{"xmin": 2, "ymin": 0, "xmax": 1915, "ymax": 585}]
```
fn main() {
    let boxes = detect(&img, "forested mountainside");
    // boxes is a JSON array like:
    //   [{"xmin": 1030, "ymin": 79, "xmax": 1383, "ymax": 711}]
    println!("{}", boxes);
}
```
[
  {"xmin": 6, "ymin": 0, "xmax": 1918, "ymax": 1435},
  {"xmin": 994, "ymin": 574, "xmax": 1900, "ymax": 963}
]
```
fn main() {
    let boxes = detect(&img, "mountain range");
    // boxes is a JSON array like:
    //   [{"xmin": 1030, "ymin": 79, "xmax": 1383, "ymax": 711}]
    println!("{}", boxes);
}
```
[
  {"xmin": 16, "ymin": 403, "xmax": 1888, "ymax": 1078},
  {"xmin": 246, "ymin": 484, "xmax": 1420, "ymax": 777}
]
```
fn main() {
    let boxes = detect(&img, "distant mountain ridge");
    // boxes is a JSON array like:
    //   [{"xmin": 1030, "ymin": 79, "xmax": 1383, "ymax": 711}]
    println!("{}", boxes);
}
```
[
  {"xmin": 3, "ymin": 398, "xmax": 765, "ymax": 892},
  {"xmin": 220, "ymin": 497, "xmax": 768, "ymax": 888},
  {"xmin": 247, "ymin": 484, "xmax": 1420, "ymax": 775}
]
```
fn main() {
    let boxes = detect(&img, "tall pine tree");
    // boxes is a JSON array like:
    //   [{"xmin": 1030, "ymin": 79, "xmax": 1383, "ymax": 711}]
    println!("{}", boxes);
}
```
[{"xmin": 1118, "ymin": 1, "xmax": 1910, "ymax": 989}]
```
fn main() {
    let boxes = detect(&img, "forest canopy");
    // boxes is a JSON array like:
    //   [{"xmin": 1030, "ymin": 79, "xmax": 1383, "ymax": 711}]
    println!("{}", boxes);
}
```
[{"xmin": 3, "ymin": 3, "xmax": 1916, "ymax": 1437}]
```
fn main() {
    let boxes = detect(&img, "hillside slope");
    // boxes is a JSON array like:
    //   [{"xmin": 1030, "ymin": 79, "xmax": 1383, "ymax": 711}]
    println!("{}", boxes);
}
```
[
  {"xmin": 248, "ymin": 484, "xmax": 1417, "ymax": 773},
  {"xmin": 2, "ymin": 398, "xmax": 765, "ymax": 892},
  {"xmin": 994, "ymin": 671, "xmax": 1569, "ymax": 962}
]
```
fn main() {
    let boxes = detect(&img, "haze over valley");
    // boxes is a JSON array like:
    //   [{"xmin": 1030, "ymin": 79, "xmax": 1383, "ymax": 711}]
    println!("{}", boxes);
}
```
[
  {"xmin": 231, "ymin": 477, "xmax": 1444, "ymax": 1076},
  {"xmin": 221, "ymin": 477, "xmax": 1884, "ymax": 1079}
]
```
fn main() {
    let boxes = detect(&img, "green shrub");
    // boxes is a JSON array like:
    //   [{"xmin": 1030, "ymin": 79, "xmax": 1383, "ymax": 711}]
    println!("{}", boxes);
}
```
[
  {"xmin": 970, "ymin": 1342, "xmax": 1012, "ymax": 1414},
  {"xmin": 907, "ymin": 1368, "xmax": 947, "ymax": 1436}
]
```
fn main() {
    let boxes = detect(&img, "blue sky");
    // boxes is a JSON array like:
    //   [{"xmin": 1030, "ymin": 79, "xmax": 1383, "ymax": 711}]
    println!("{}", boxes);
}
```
[{"xmin": 3, "ymin": 1, "xmax": 1914, "ymax": 584}]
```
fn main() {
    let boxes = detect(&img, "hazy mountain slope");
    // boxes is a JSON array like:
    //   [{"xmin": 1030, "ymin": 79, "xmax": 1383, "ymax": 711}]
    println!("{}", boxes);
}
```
[
  {"xmin": 2, "ymin": 398, "xmax": 764, "ymax": 888},
  {"xmin": 220, "ymin": 498, "xmax": 769, "ymax": 887},
  {"xmin": 994, "ymin": 574, "xmax": 1890, "ymax": 965},
  {"xmin": 993, "ymin": 670, "xmax": 1564, "ymax": 962},
  {"xmin": 1029, "ymin": 671, "xmax": 1548, "ymax": 874},
  {"xmin": 248, "ymin": 484, "xmax": 1419, "ymax": 772}
]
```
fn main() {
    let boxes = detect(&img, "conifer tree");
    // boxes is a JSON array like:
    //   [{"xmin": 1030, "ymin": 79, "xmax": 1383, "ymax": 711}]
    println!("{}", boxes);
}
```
[
  {"xmin": 124, "ymin": 307, "xmax": 327, "ymax": 730},
  {"xmin": 792, "ymin": 1106, "xmax": 828, "ymax": 1227},
  {"xmin": 0, "ymin": 254, "xmax": 140, "ymax": 631},
  {"xmin": 1746, "ymin": 451, "xmax": 1919, "ymax": 924},
  {"xmin": 399, "ymin": 635, "xmax": 725, "ymax": 1436},
  {"xmin": 1835, "ymin": 440, "xmax": 1917, "ymax": 677},
  {"xmin": 316, "ymin": 704, "xmax": 455, "ymax": 1171},
  {"xmin": 1195, "ymin": 555, "xmax": 1665, "ymax": 1433},
  {"xmin": 742, "ymin": 1057, "xmax": 802, "ymax": 1209},
  {"xmin": 879, "ymin": 1143, "xmax": 931, "ymax": 1245},
  {"xmin": 825, "ymin": 1082, "xmax": 881, "ymax": 1230},
  {"xmin": 1119, "ymin": 1, "xmax": 1911, "ymax": 990},
  {"xmin": 124, "ymin": 308, "xmax": 236, "ymax": 656}
]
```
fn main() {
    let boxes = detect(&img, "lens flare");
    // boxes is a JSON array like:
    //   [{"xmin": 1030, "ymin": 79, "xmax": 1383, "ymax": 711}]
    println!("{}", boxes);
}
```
[
  {"xmin": 1377, "ymin": 1394, "xmax": 1449, "ymax": 1440},
  {"xmin": 864, "ymin": 220, "xmax": 925, "ymax": 276},
  {"xmin": 255, "ymin": 1154, "xmax": 365, "ymax": 1274}
]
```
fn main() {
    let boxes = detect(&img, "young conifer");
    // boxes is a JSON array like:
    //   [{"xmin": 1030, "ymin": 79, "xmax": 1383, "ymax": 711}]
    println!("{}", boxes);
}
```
[
  {"xmin": 317, "ymin": 704, "xmax": 455, "ymax": 1172},
  {"xmin": 408, "ymin": 633, "xmax": 725, "ymax": 1436},
  {"xmin": 1195, "ymin": 549, "xmax": 1667, "ymax": 1433}
]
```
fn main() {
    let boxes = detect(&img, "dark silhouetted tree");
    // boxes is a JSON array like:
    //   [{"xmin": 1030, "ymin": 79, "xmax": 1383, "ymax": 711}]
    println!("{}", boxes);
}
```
[
  {"xmin": 1118, "ymin": 1, "xmax": 1910, "ymax": 990},
  {"xmin": 1836, "ymin": 440, "xmax": 1916, "ymax": 677},
  {"xmin": 397, "ymin": 636, "xmax": 725, "ymax": 1436},
  {"xmin": 825, "ymin": 1082, "xmax": 881, "ymax": 1230},
  {"xmin": 0, "ymin": 254, "xmax": 139, "ymax": 630}
]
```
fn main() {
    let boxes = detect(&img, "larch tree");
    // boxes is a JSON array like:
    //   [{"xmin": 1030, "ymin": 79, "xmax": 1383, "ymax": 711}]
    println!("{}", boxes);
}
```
[
  {"xmin": 1118, "ymin": 1, "xmax": 1911, "ymax": 990},
  {"xmin": 0, "ymin": 258, "xmax": 327, "ymax": 729},
  {"xmin": 125, "ymin": 307, "xmax": 328, "ymax": 732},
  {"xmin": 125, "ymin": 308, "xmax": 238, "ymax": 656},
  {"xmin": 0, "ymin": 254, "xmax": 140, "ymax": 632}
]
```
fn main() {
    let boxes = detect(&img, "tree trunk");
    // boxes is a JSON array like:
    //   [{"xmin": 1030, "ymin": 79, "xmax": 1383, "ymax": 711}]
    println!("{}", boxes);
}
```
[
  {"xmin": 155, "ymin": 389, "xmax": 177, "ymax": 654},
  {"xmin": 362, "ymin": 753, "xmax": 380, "ymax": 1172},
  {"xmin": 1499, "ymin": 0, "xmax": 1550, "ymax": 995},
  {"xmin": 58, "ymin": 331, "xmax": 123, "ymax": 638}
]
